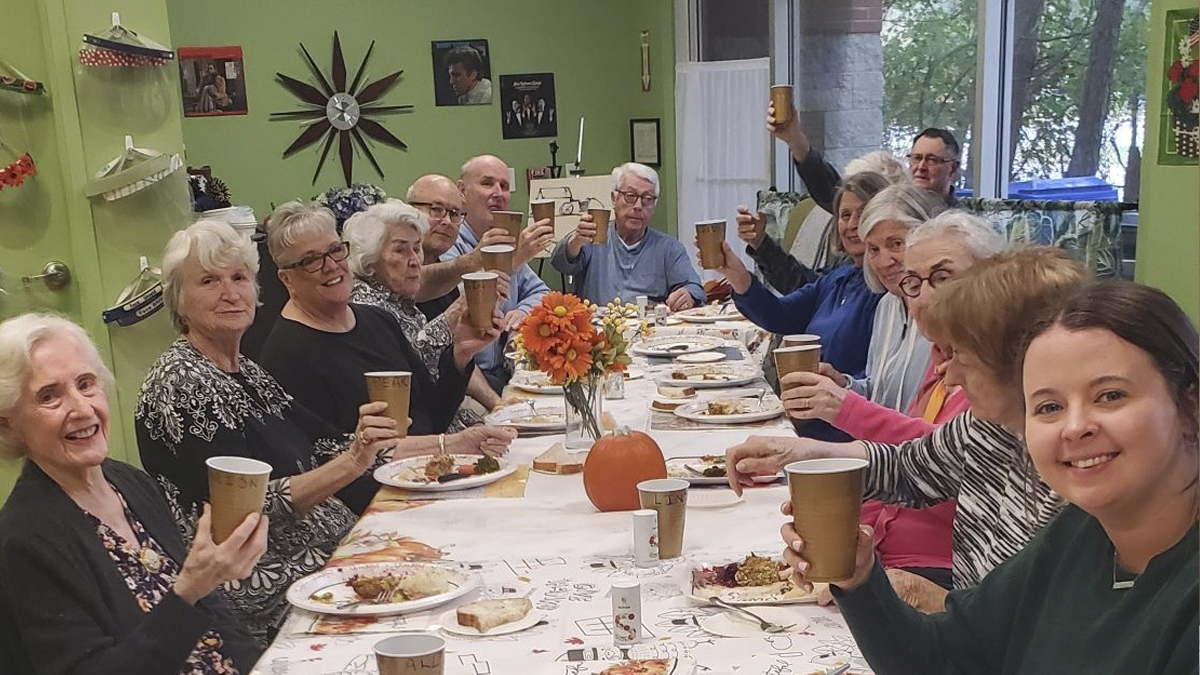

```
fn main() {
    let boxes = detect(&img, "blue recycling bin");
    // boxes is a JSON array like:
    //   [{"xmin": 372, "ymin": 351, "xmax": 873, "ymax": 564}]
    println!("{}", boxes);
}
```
[{"xmin": 1007, "ymin": 176, "xmax": 1118, "ymax": 202}]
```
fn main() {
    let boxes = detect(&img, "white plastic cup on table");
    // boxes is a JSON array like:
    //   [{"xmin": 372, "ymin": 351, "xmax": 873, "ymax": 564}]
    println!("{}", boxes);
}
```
[
  {"xmin": 205, "ymin": 456, "xmax": 271, "ymax": 544},
  {"xmin": 374, "ymin": 634, "xmax": 445, "ymax": 675},
  {"xmin": 611, "ymin": 578, "xmax": 643, "ymax": 645},
  {"xmin": 632, "ymin": 508, "xmax": 659, "ymax": 567}
]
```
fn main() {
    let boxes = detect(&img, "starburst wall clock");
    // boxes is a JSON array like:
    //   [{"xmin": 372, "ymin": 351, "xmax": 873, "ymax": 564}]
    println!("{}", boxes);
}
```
[{"xmin": 271, "ymin": 32, "xmax": 412, "ymax": 186}]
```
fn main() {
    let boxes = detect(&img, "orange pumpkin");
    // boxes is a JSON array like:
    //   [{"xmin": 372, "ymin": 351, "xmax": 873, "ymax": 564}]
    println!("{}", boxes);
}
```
[{"xmin": 583, "ymin": 427, "xmax": 668, "ymax": 512}]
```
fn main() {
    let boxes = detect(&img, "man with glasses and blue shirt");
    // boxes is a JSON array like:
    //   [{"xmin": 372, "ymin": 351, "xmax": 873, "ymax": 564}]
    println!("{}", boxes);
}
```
[{"xmin": 550, "ymin": 162, "xmax": 705, "ymax": 311}]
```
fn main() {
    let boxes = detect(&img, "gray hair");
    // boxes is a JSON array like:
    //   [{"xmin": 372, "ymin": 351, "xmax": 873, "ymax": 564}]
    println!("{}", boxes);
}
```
[
  {"xmin": 162, "ymin": 219, "xmax": 261, "ymax": 334},
  {"xmin": 844, "ymin": 151, "xmax": 908, "ymax": 186},
  {"xmin": 266, "ymin": 201, "xmax": 337, "ymax": 266},
  {"xmin": 343, "ymin": 200, "xmax": 429, "ymax": 280},
  {"xmin": 859, "ymin": 184, "xmax": 946, "ymax": 292},
  {"xmin": 611, "ymin": 162, "xmax": 660, "ymax": 197},
  {"xmin": 0, "ymin": 313, "xmax": 114, "ymax": 460},
  {"xmin": 907, "ymin": 209, "xmax": 1007, "ymax": 260}
]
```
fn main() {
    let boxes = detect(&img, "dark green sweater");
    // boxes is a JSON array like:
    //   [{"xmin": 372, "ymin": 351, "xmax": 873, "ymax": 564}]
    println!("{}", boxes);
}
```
[{"xmin": 834, "ymin": 505, "xmax": 1198, "ymax": 674}]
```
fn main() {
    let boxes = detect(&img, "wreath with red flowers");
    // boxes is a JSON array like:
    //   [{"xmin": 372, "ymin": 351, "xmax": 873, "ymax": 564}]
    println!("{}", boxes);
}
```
[{"xmin": 1167, "ymin": 20, "xmax": 1200, "ymax": 128}]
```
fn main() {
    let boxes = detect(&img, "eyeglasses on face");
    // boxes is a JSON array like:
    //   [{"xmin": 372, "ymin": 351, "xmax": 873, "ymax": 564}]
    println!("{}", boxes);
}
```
[
  {"xmin": 906, "ymin": 153, "xmax": 956, "ymax": 167},
  {"xmin": 614, "ymin": 190, "xmax": 658, "ymax": 206},
  {"xmin": 281, "ymin": 241, "xmax": 350, "ymax": 273},
  {"xmin": 898, "ymin": 268, "xmax": 954, "ymax": 298},
  {"xmin": 410, "ymin": 201, "xmax": 466, "ymax": 225}
]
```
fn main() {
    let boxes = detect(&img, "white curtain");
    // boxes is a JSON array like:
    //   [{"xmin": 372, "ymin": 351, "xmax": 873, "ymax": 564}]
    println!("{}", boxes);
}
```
[{"xmin": 675, "ymin": 58, "xmax": 772, "ymax": 281}]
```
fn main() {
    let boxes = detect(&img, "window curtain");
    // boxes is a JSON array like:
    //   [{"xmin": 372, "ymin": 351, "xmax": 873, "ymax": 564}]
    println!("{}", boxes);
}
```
[
  {"xmin": 675, "ymin": 58, "xmax": 771, "ymax": 282},
  {"xmin": 960, "ymin": 198, "xmax": 1126, "ymax": 278}
]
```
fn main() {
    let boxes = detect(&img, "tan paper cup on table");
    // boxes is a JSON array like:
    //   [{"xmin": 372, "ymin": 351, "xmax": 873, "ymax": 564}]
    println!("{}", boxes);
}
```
[
  {"xmin": 637, "ymin": 478, "xmax": 689, "ymax": 559},
  {"xmin": 771, "ymin": 85, "xmax": 794, "ymax": 123},
  {"xmin": 491, "ymin": 210, "xmax": 524, "ymax": 240},
  {"xmin": 695, "ymin": 220, "xmax": 727, "ymax": 269},
  {"xmin": 774, "ymin": 345, "xmax": 821, "ymax": 390},
  {"xmin": 365, "ymin": 371, "xmax": 411, "ymax": 439},
  {"xmin": 479, "ymin": 244, "xmax": 515, "ymax": 273},
  {"xmin": 588, "ymin": 207, "xmax": 611, "ymax": 244},
  {"xmin": 782, "ymin": 334, "xmax": 821, "ymax": 348},
  {"xmin": 462, "ymin": 272, "xmax": 499, "ymax": 331},
  {"xmin": 530, "ymin": 199, "xmax": 556, "ymax": 227},
  {"xmin": 205, "ymin": 456, "xmax": 271, "ymax": 544},
  {"xmin": 374, "ymin": 634, "xmax": 445, "ymax": 675},
  {"xmin": 785, "ymin": 458, "xmax": 869, "ymax": 582}
]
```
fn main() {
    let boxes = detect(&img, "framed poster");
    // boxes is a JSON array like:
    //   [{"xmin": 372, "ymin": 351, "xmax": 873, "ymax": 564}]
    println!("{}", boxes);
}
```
[
  {"xmin": 499, "ymin": 73, "xmax": 557, "ymax": 139},
  {"xmin": 1158, "ymin": 9, "xmax": 1199, "ymax": 165},
  {"xmin": 178, "ymin": 46, "xmax": 248, "ymax": 117},
  {"xmin": 630, "ymin": 118, "xmax": 661, "ymax": 167},
  {"xmin": 431, "ymin": 39, "xmax": 492, "ymax": 106}
]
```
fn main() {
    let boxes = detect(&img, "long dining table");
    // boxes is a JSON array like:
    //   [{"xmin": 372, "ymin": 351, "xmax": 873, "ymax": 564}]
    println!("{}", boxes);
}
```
[{"xmin": 250, "ymin": 324, "xmax": 874, "ymax": 675}]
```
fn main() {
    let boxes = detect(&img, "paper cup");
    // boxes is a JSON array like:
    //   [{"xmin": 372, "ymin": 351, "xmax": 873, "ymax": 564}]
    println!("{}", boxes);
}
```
[
  {"xmin": 492, "ymin": 210, "xmax": 524, "ymax": 240},
  {"xmin": 695, "ymin": 220, "xmax": 727, "ymax": 269},
  {"xmin": 782, "ymin": 334, "xmax": 821, "ymax": 348},
  {"xmin": 771, "ymin": 85, "xmax": 794, "ymax": 123},
  {"xmin": 365, "ymin": 371, "xmax": 411, "ymax": 439},
  {"xmin": 205, "ymin": 456, "xmax": 271, "ymax": 544},
  {"xmin": 530, "ymin": 199, "xmax": 556, "ymax": 227},
  {"xmin": 785, "ymin": 458, "xmax": 869, "ymax": 582},
  {"xmin": 480, "ymin": 244, "xmax": 515, "ymax": 273},
  {"xmin": 375, "ymin": 634, "xmax": 445, "ymax": 675},
  {"xmin": 774, "ymin": 345, "xmax": 821, "ymax": 390},
  {"xmin": 637, "ymin": 478, "xmax": 688, "ymax": 559},
  {"xmin": 462, "ymin": 272, "xmax": 499, "ymax": 331},
  {"xmin": 588, "ymin": 208, "xmax": 611, "ymax": 244}
]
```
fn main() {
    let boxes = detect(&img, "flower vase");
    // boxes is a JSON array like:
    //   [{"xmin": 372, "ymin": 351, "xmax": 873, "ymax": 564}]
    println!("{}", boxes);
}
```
[{"xmin": 563, "ymin": 375, "xmax": 604, "ymax": 450}]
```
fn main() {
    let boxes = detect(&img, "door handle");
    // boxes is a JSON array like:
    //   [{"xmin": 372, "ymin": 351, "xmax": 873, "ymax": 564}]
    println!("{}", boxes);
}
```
[{"xmin": 22, "ymin": 261, "xmax": 72, "ymax": 291}]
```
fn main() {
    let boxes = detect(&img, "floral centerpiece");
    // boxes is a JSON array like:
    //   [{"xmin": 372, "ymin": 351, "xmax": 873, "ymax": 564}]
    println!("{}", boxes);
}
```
[
  {"xmin": 315, "ymin": 183, "xmax": 387, "ymax": 229},
  {"xmin": 514, "ymin": 293, "xmax": 633, "ymax": 448},
  {"xmin": 1167, "ymin": 21, "xmax": 1200, "ymax": 157}
]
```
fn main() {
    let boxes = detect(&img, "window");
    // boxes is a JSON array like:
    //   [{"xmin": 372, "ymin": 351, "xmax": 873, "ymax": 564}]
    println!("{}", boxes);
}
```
[{"xmin": 698, "ymin": 0, "xmax": 771, "ymax": 61}]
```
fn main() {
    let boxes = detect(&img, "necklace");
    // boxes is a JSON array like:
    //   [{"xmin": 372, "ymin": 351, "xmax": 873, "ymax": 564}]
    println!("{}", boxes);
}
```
[{"xmin": 1111, "ymin": 551, "xmax": 1136, "ymax": 590}]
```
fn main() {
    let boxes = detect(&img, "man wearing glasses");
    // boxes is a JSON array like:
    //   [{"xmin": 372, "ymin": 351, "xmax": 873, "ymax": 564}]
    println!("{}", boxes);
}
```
[{"xmin": 550, "ymin": 162, "xmax": 705, "ymax": 311}]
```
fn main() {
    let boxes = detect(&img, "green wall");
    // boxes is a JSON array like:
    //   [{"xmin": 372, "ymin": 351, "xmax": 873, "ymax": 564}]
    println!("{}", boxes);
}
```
[
  {"xmin": 167, "ymin": 0, "xmax": 679, "ymax": 234},
  {"xmin": 1137, "ymin": 0, "xmax": 1200, "ymax": 323}
]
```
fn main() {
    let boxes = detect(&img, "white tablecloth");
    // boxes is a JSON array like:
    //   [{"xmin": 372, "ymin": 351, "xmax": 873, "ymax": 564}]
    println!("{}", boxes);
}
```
[{"xmin": 251, "ymin": 340, "xmax": 872, "ymax": 675}]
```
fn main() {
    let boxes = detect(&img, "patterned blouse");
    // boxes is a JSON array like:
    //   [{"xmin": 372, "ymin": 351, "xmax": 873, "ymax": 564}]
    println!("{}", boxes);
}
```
[
  {"xmin": 85, "ymin": 491, "xmax": 238, "ymax": 674},
  {"xmin": 350, "ymin": 278, "xmax": 482, "ymax": 429},
  {"xmin": 135, "ymin": 339, "xmax": 367, "ymax": 645}
]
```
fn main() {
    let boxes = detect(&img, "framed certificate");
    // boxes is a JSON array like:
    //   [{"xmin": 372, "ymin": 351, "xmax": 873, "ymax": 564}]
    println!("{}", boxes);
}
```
[{"xmin": 629, "ymin": 118, "xmax": 662, "ymax": 167}]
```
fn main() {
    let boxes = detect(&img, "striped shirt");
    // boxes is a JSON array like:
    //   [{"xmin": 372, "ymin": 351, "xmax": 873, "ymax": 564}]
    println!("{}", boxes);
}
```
[{"xmin": 863, "ymin": 410, "xmax": 1063, "ymax": 589}]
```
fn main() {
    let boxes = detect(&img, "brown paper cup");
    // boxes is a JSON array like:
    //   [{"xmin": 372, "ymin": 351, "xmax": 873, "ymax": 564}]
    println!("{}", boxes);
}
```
[
  {"xmin": 492, "ymin": 210, "xmax": 524, "ymax": 240},
  {"xmin": 206, "ymin": 456, "xmax": 271, "ymax": 544},
  {"xmin": 588, "ymin": 208, "xmax": 611, "ymax": 244},
  {"xmin": 782, "ymin": 334, "xmax": 821, "ymax": 348},
  {"xmin": 637, "ymin": 478, "xmax": 689, "ymax": 559},
  {"xmin": 774, "ymin": 345, "xmax": 821, "ymax": 390},
  {"xmin": 479, "ymin": 244, "xmax": 515, "ymax": 273},
  {"xmin": 375, "ymin": 635, "xmax": 445, "ymax": 675},
  {"xmin": 771, "ymin": 85, "xmax": 794, "ymax": 124},
  {"xmin": 695, "ymin": 220, "xmax": 727, "ymax": 269},
  {"xmin": 462, "ymin": 272, "xmax": 499, "ymax": 331},
  {"xmin": 530, "ymin": 199, "xmax": 556, "ymax": 227},
  {"xmin": 785, "ymin": 458, "xmax": 868, "ymax": 582},
  {"xmin": 365, "ymin": 371, "xmax": 411, "ymax": 439}
]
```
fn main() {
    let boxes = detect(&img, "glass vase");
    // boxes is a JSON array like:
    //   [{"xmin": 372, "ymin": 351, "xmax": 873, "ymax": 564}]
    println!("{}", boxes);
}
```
[{"xmin": 563, "ymin": 375, "xmax": 604, "ymax": 450}]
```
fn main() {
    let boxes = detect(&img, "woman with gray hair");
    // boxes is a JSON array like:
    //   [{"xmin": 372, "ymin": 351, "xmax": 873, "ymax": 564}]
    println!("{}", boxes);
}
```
[
  {"xmin": 136, "ymin": 219, "xmax": 402, "ymax": 644},
  {"xmin": 0, "ymin": 313, "xmax": 266, "ymax": 673}
]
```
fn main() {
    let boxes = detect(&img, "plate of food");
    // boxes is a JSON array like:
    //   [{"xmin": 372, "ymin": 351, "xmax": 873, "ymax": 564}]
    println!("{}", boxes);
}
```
[
  {"xmin": 485, "ymin": 404, "xmax": 568, "ymax": 431},
  {"xmin": 665, "ymin": 455, "xmax": 728, "ymax": 485},
  {"xmin": 691, "ymin": 553, "xmax": 823, "ymax": 605},
  {"xmin": 633, "ymin": 334, "xmax": 726, "ymax": 357},
  {"xmin": 674, "ymin": 304, "xmax": 744, "ymax": 324},
  {"xmin": 654, "ymin": 365, "xmax": 758, "ymax": 389},
  {"xmin": 374, "ymin": 454, "xmax": 515, "ymax": 492},
  {"xmin": 287, "ymin": 562, "xmax": 477, "ymax": 616},
  {"xmin": 509, "ymin": 372, "xmax": 563, "ymax": 395},
  {"xmin": 673, "ymin": 398, "xmax": 784, "ymax": 424},
  {"xmin": 439, "ymin": 598, "xmax": 542, "ymax": 637},
  {"xmin": 537, "ymin": 658, "xmax": 696, "ymax": 675}
]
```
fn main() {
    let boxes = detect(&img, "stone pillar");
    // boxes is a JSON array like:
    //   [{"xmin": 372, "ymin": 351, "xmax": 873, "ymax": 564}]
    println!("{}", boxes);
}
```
[{"xmin": 795, "ymin": 0, "xmax": 885, "ymax": 173}]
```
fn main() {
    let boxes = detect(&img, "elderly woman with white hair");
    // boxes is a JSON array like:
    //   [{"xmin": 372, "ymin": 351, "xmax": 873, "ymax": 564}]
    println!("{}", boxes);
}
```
[
  {"xmin": 136, "ymin": 219, "xmax": 402, "ymax": 643},
  {"xmin": 258, "ymin": 202, "xmax": 514, "ymax": 454},
  {"xmin": 0, "ymin": 313, "xmax": 266, "ymax": 674}
]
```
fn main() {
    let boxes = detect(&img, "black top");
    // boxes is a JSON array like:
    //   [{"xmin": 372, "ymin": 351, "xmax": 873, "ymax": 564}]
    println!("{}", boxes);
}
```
[
  {"xmin": 0, "ymin": 459, "xmax": 260, "ymax": 675},
  {"xmin": 417, "ymin": 287, "xmax": 459, "ymax": 322},
  {"xmin": 259, "ymin": 303, "xmax": 471, "ymax": 436}
]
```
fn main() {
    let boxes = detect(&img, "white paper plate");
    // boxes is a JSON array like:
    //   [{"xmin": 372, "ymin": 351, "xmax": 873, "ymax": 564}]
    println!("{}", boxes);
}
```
[
  {"xmin": 675, "ymin": 305, "xmax": 744, "ymax": 324},
  {"xmin": 673, "ymin": 400, "xmax": 784, "ymax": 424},
  {"xmin": 653, "ymin": 366, "xmax": 758, "ymax": 389},
  {"xmin": 687, "ymin": 489, "xmax": 743, "ymax": 508},
  {"xmin": 698, "ymin": 607, "xmax": 810, "ymax": 637},
  {"xmin": 664, "ymin": 456, "xmax": 727, "ymax": 485},
  {"xmin": 675, "ymin": 351, "xmax": 726, "ymax": 364},
  {"xmin": 536, "ymin": 657, "xmax": 696, "ymax": 675},
  {"xmin": 510, "ymin": 380, "xmax": 564, "ymax": 395},
  {"xmin": 485, "ymin": 405, "xmax": 567, "ymax": 431},
  {"xmin": 633, "ymin": 334, "xmax": 726, "ymax": 357},
  {"xmin": 438, "ymin": 607, "xmax": 544, "ymax": 636},
  {"xmin": 287, "ymin": 562, "xmax": 477, "ymax": 616},
  {"xmin": 374, "ymin": 455, "xmax": 516, "ymax": 492}
]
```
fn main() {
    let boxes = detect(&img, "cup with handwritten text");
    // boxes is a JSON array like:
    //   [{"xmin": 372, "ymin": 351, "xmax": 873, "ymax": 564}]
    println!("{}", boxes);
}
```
[{"xmin": 205, "ymin": 456, "xmax": 271, "ymax": 544}]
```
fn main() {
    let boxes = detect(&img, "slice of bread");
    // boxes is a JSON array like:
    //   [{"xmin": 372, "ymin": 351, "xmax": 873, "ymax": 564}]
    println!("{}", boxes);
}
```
[
  {"xmin": 657, "ymin": 384, "xmax": 697, "ymax": 398},
  {"xmin": 651, "ymin": 398, "xmax": 686, "ymax": 412},
  {"xmin": 456, "ymin": 597, "xmax": 533, "ymax": 633},
  {"xmin": 532, "ymin": 443, "xmax": 586, "ymax": 474}
]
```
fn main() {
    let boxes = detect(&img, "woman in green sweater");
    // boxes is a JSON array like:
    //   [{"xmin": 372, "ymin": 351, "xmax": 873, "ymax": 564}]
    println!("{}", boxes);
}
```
[{"xmin": 782, "ymin": 279, "xmax": 1198, "ymax": 674}]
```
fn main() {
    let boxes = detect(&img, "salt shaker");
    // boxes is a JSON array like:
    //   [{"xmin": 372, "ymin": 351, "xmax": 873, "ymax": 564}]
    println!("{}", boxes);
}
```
[
  {"xmin": 611, "ymin": 579, "xmax": 642, "ymax": 645},
  {"xmin": 636, "ymin": 295, "xmax": 649, "ymax": 321},
  {"xmin": 632, "ymin": 509, "xmax": 658, "ymax": 567}
]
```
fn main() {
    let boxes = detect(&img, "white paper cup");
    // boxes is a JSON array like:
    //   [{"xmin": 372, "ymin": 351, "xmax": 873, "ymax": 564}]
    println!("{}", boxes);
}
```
[{"xmin": 375, "ymin": 634, "xmax": 445, "ymax": 675}]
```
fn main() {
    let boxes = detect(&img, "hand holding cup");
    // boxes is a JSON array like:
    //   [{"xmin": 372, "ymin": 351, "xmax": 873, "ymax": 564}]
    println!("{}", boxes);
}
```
[
  {"xmin": 735, "ymin": 206, "xmax": 767, "ymax": 250},
  {"xmin": 781, "ymin": 500, "xmax": 875, "ymax": 595},
  {"xmin": 174, "ymin": 504, "xmax": 269, "ymax": 605}
]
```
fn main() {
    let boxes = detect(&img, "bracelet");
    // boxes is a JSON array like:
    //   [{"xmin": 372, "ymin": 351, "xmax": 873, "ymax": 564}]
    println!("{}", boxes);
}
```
[{"xmin": 438, "ymin": 433, "xmax": 446, "ymax": 455}]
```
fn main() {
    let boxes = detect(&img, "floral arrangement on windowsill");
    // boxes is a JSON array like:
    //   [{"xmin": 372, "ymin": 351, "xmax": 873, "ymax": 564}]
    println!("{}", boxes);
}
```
[
  {"xmin": 513, "ymin": 293, "xmax": 632, "ymax": 445},
  {"xmin": 315, "ymin": 183, "xmax": 387, "ymax": 227}
]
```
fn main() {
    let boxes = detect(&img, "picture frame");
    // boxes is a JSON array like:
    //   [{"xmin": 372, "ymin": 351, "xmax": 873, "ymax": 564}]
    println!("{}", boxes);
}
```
[{"xmin": 630, "ymin": 118, "xmax": 661, "ymax": 167}]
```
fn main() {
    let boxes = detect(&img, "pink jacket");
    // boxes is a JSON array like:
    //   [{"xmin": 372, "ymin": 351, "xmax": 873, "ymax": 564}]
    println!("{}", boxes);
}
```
[{"xmin": 832, "ymin": 359, "xmax": 971, "ymax": 572}]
